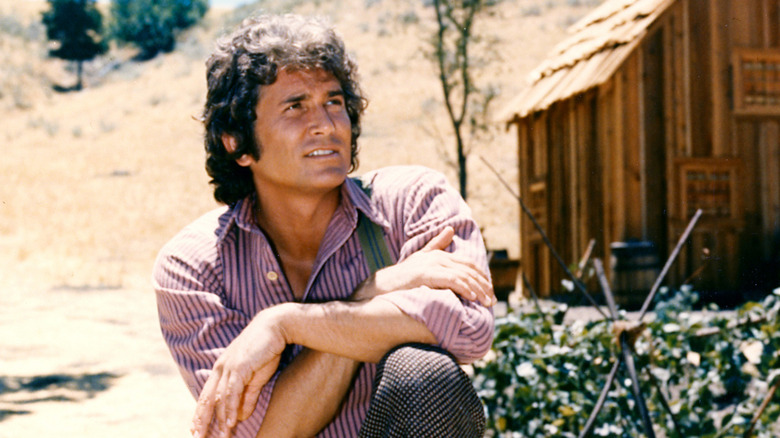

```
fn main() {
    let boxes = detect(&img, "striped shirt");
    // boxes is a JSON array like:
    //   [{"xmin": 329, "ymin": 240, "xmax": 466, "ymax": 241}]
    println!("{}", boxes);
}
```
[{"xmin": 153, "ymin": 165, "xmax": 494, "ymax": 437}]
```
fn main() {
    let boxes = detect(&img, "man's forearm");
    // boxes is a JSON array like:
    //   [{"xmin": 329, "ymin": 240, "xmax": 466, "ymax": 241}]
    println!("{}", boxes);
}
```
[
  {"xmin": 271, "ymin": 295, "xmax": 437, "ymax": 363},
  {"xmin": 255, "ymin": 296, "xmax": 435, "ymax": 436}
]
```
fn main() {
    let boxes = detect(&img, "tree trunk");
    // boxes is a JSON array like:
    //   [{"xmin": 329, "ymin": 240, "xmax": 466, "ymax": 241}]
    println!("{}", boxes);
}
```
[
  {"xmin": 457, "ymin": 128, "xmax": 467, "ymax": 200},
  {"xmin": 76, "ymin": 61, "xmax": 83, "ymax": 91}
]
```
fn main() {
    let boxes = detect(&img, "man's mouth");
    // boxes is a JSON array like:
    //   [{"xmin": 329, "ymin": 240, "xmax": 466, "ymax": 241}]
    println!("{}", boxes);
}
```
[{"xmin": 306, "ymin": 149, "xmax": 336, "ymax": 157}]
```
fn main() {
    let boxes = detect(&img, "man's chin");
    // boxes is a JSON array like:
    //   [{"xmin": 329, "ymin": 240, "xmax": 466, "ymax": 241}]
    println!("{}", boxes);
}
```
[{"xmin": 301, "ymin": 171, "xmax": 349, "ymax": 193}]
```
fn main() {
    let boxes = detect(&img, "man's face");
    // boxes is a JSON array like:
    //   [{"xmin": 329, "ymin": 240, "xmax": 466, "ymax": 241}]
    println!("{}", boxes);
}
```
[{"xmin": 243, "ymin": 68, "xmax": 352, "ymax": 198}]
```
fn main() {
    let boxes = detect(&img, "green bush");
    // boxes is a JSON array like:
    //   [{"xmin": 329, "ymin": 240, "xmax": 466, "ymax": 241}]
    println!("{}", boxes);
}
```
[
  {"xmin": 109, "ymin": 0, "xmax": 208, "ymax": 59},
  {"xmin": 473, "ymin": 287, "xmax": 780, "ymax": 437}
]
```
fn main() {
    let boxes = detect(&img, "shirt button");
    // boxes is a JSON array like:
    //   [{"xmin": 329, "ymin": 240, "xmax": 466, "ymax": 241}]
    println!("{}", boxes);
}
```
[{"xmin": 266, "ymin": 271, "xmax": 279, "ymax": 281}]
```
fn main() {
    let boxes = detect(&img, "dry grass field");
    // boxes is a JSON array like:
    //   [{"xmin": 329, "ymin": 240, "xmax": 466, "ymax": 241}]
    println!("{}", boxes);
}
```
[{"xmin": 0, "ymin": 0, "xmax": 598, "ymax": 435}]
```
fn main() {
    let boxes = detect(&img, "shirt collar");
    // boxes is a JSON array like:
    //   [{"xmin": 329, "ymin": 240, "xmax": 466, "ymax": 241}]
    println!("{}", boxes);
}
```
[
  {"xmin": 209, "ymin": 195, "xmax": 255, "ymax": 246},
  {"xmin": 216, "ymin": 177, "xmax": 390, "ymax": 245},
  {"xmin": 342, "ymin": 176, "xmax": 391, "ymax": 229}
]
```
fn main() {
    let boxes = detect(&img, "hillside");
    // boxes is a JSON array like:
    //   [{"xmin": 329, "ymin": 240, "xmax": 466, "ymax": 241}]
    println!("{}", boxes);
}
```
[
  {"xmin": 0, "ymin": 0, "xmax": 599, "ymax": 436},
  {"xmin": 0, "ymin": 0, "xmax": 600, "ymax": 292}
]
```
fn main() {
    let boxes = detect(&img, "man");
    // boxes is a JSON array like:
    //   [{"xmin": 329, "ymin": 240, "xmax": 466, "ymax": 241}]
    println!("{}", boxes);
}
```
[{"xmin": 154, "ymin": 14, "xmax": 495, "ymax": 438}]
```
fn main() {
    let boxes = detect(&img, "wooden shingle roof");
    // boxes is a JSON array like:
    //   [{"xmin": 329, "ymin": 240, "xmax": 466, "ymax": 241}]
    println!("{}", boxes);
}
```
[{"xmin": 502, "ymin": 0, "xmax": 676, "ymax": 121}]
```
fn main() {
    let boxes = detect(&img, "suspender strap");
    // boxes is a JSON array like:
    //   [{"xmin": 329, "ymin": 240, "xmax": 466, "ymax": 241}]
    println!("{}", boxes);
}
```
[
  {"xmin": 357, "ymin": 212, "xmax": 393, "ymax": 274},
  {"xmin": 352, "ymin": 177, "xmax": 394, "ymax": 274}
]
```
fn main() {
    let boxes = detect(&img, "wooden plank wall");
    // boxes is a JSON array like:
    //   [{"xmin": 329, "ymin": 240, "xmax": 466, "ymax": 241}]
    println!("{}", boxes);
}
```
[
  {"xmin": 667, "ymin": 0, "xmax": 779, "ymax": 292},
  {"xmin": 729, "ymin": 0, "xmax": 780, "ymax": 288},
  {"xmin": 514, "ymin": 0, "xmax": 780, "ymax": 296}
]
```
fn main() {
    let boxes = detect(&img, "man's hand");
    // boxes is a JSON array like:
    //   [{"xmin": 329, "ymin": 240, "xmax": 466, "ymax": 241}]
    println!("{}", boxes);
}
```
[
  {"xmin": 357, "ymin": 226, "xmax": 495, "ymax": 307},
  {"xmin": 191, "ymin": 308, "xmax": 288, "ymax": 438}
]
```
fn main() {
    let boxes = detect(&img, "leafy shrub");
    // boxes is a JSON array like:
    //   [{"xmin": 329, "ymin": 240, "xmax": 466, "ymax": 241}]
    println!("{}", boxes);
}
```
[
  {"xmin": 473, "ymin": 287, "xmax": 780, "ymax": 437},
  {"xmin": 109, "ymin": 0, "xmax": 208, "ymax": 59}
]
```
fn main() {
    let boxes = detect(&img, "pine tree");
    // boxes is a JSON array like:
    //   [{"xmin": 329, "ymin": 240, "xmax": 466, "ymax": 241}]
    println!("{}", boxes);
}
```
[{"xmin": 42, "ymin": 0, "xmax": 107, "ymax": 91}]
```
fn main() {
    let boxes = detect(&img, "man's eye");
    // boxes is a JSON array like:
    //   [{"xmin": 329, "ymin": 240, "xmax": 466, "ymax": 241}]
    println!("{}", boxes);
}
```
[{"xmin": 286, "ymin": 103, "xmax": 302, "ymax": 111}]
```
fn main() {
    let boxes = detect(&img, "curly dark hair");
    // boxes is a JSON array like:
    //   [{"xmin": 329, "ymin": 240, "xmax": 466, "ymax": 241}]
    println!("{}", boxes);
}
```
[{"xmin": 202, "ymin": 14, "xmax": 367, "ymax": 205}]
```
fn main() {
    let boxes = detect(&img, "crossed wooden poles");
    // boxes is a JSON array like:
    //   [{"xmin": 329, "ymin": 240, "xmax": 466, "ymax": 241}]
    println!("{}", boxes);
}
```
[{"xmin": 481, "ymin": 157, "xmax": 704, "ymax": 438}]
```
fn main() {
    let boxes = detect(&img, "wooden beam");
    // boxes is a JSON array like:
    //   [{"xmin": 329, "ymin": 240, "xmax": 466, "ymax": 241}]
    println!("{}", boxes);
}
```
[
  {"xmin": 598, "ymin": 81, "xmax": 615, "ymax": 273},
  {"xmin": 638, "ymin": 40, "xmax": 649, "ymax": 239},
  {"xmin": 763, "ymin": 0, "xmax": 771, "ymax": 47},
  {"xmin": 625, "ymin": 53, "xmax": 643, "ymax": 239},
  {"xmin": 516, "ymin": 120, "xmax": 526, "ymax": 264},
  {"xmin": 614, "ymin": 68, "xmax": 627, "ymax": 242},
  {"xmin": 709, "ymin": 0, "xmax": 729, "ymax": 156},
  {"xmin": 672, "ymin": 1, "xmax": 687, "ymax": 161},
  {"xmin": 683, "ymin": 0, "xmax": 693, "ymax": 156},
  {"xmin": 662, "ymin": 10, "xmax": 675, "ymax": 156},
  {"xmin": 568, "ymin": 100, "xmax": 579, "ymax": 259},
  {"xmin": 662, "ymin": 7, "xmax": 681, "ymax": 240},
  {"xmin": 761, "ymin": 121, "xmax": 780, "ymax": 258}
]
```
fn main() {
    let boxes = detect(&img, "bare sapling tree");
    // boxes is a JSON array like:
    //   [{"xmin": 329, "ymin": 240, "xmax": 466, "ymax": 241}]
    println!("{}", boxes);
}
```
[{"xmin": 429, "ymin": 0, "xmax": 499, "ymax": 200}]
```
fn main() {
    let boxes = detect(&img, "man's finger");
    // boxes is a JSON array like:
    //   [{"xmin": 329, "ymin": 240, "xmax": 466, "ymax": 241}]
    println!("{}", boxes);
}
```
[
  {"xmin": 238, "ymin": 372, "xmax": 267, "ymax": 421},
  {"xmin": 192, "ymin": 376, "xmax": 219, "ymax": 438},
  {"xmin": 434, "ymin": 258, "xmax": 495, "ymax": 306},
  {"xmin": 467, "ymin": 273, "xmax": 495, "ymax": 307},
  {"xmin": 223, "ymin": 371, "xmax": 246, "ymax": 431},
  {"xmin": 437, "ymin": 256, "xmax": 490, "ymax": 290},
  {"xmin": 421, "ymin": 226, "xmax": 455, "ymax": 252},
  {"xmin": 215, "ymin": 374, "xmax": 231, "ymax": 437},
  {"xmin": 463, "ymin": 266, "xmax": 495, "ymax": 306}
]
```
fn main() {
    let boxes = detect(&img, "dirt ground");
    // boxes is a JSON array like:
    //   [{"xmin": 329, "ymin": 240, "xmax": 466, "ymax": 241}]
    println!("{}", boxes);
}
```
[{"xmin": 1, "ymin": 284, "xmax": 194, "ymax": 437}]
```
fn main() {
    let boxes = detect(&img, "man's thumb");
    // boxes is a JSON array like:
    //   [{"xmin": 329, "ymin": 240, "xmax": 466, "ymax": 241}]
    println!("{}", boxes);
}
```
[{"xmin": 422, "ymin": 226, "xmax": 455, "ymax": 252}]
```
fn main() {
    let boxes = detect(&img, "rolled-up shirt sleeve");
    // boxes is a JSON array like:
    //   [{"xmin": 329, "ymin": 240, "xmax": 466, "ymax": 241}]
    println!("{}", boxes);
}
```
[
  {"xmin": 376, "ymin": 288, "xmax": 493, "ymax": 363},
  {"xmin": 369, "ymin": 166, "xmax": 495, "ymax": 364},
  {"xmin": 152, "ymin": 225, "xmax": 275, "ymax": 436}
]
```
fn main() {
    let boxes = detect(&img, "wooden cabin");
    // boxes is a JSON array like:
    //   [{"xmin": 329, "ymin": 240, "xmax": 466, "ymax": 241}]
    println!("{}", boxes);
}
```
[{"xmin": 503, "ymin": 0, "xmax": 780, "ymax": 303}]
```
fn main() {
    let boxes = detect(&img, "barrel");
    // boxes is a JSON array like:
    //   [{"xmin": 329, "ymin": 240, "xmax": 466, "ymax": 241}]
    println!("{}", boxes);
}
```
[{"xmin": 609, "ymin": 241, "xmax": 661, "ymax": 309}]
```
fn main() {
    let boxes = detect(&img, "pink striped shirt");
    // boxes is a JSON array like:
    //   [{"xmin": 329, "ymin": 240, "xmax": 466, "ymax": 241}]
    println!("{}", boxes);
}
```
[{"xmin": 153, "ymin": 165, "xmax": 494, "ymax": 437}]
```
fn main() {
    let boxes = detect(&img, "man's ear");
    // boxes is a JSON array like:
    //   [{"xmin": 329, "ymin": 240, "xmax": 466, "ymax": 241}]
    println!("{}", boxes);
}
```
[{"xmin": 221, "ymin": 133, "xmax": 253, "ymax": 167}]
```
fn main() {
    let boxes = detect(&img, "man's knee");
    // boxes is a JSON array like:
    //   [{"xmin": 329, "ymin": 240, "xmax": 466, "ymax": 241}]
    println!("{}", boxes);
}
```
[
  {"xmin": 378, "ymin": 343, "xmax": 463, "ymax": 393},
  {"xmin": 362, "ymin": 343, "xmax": 485, "ymax": 437}
]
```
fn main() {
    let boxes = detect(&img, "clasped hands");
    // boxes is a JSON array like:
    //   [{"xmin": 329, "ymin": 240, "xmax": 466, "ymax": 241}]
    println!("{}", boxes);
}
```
[{"xmin": 191, "ymin": 226, "xmax": 494, "ymax": 438}]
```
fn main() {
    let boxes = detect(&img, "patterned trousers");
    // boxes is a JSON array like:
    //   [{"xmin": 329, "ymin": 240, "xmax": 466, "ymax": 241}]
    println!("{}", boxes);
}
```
[{"xmin": 359, "ymin": 344, "xmax": 486, "ymax": 438}]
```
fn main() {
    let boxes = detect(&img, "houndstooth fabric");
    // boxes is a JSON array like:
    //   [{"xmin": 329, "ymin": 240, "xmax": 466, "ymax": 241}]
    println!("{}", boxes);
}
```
[{"xmin": 359, "ymin": 344, "xmax": 486, "ymax": 438}]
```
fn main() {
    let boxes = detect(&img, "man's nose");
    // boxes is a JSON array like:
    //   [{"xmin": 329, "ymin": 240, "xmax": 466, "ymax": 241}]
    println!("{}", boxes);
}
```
[{"xmin": 309, "ymin": 105, "xmax": 336, "ymax": 135}]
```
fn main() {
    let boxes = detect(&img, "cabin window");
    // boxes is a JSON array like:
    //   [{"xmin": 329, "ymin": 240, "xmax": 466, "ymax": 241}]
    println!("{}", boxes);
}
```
[
  {"xmin": 732, "ymin": 48, "xmax": 780, "ymax": 115},
  {"xmin": 676, "ymin": 158, "xmax": 741, "ymax": 220}
]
